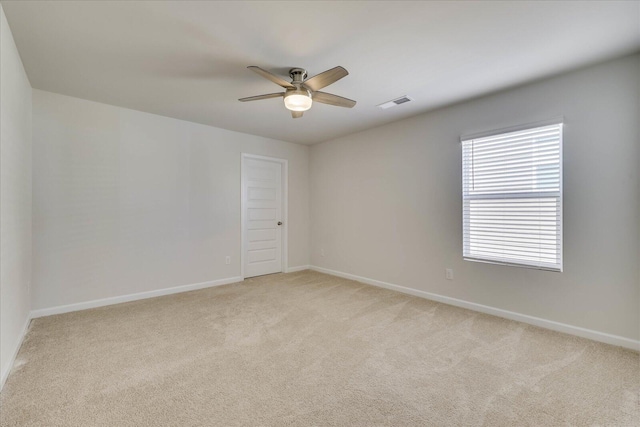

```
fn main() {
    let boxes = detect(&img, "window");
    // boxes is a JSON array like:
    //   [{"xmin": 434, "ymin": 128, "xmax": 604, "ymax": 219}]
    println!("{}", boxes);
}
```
[{"xmin": 462, "ymin": 123, "xmax": 563, "ymax": 271}]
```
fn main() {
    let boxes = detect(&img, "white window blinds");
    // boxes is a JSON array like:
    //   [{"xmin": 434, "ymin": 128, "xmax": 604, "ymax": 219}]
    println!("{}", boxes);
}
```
[{"xmin": 462, "ymin": 123, "xmax": 563, "ymax": 271}]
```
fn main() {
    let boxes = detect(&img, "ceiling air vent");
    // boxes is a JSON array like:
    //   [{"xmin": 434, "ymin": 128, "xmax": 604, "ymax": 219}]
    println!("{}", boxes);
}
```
[{"xmin": 377, "ymin": 95, "xmax": 413, "ymax": 110}]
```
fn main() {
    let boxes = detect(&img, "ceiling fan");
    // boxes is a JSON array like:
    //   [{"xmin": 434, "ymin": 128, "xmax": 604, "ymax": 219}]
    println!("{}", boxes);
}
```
[{"xmin": 239, "ymin": 66, "xmax": 356, "ymax": 118}]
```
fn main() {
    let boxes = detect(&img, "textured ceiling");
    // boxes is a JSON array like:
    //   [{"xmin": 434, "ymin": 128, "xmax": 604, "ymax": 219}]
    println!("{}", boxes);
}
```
[{"xmin": 3, "ymin": 1, "xmax": 639, "ymax": 145}]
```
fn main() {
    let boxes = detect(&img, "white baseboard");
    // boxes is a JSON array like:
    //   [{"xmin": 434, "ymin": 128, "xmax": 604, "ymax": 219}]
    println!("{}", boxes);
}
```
[
  {"xmin": 30, "ymin": 276, "xmax": 244, "ymax": 319},
  {"xmin": 1, "ymin": 315, "xmax": 31, "ymax": 391},
  {"xmin": 309, "ymin": 265, "xmax": 640, "ymax": 351},
  {"xmin": 285, "ymin": 265, "xmax": 310, "ymax": 273}
]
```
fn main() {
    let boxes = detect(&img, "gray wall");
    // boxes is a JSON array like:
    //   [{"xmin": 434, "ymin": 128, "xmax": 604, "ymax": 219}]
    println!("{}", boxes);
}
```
[
  {"xmin": 32, "ymin": 90, "xmax": 309, "ymax": 310},
  {"xmin": 310, "ymin": 54, "xmax": 640, "ymax": 341},
  {"xmin": 1, "ymin": 5, "xmax": 32, "ymax": 386}
]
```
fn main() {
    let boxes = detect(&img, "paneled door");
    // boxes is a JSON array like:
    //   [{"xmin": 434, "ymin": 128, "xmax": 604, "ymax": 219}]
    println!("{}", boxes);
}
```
[{"xmin": 242, "ymin": 155, "xmax": 284, "ymax": 278}]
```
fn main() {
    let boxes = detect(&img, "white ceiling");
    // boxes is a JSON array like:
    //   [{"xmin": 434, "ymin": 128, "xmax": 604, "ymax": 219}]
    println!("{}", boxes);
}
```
[{"xmin": 3, "ymin": 1, "xmax": 639, "ymax": 145}]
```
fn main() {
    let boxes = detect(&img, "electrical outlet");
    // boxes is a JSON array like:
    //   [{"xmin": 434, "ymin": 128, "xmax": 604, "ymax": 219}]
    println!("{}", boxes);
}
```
[
  {"xmin": 321, "ymin": 249, "xmax": 325, "ymax": 257},
  {"xmin": 225, "ymin": 256, "xmax": 231, "ymax": 265},
  {"xmin": 445, "ymin": 268, "xmax": 453, "ymax": 280}
]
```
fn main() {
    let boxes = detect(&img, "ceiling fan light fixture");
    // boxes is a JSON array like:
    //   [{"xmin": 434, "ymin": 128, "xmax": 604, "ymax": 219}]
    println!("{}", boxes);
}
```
[
  {"xmin": 241, "ymin": 66, "xmax": 355, "ymax": 117},
  {"xmin": 284, "ymin": 89, "xmax": 312, "ymax": 111}
]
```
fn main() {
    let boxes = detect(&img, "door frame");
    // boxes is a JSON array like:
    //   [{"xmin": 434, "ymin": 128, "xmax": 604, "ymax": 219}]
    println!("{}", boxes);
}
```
[{"xmin": 240, "ymin": 153, "xmax": 288, "ymax": 279}]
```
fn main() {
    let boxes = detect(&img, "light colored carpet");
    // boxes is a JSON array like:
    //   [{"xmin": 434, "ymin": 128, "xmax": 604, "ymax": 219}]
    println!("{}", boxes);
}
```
[{"xmin": 1, "ymin": 270, "xmax": 638, "ymax": 426}]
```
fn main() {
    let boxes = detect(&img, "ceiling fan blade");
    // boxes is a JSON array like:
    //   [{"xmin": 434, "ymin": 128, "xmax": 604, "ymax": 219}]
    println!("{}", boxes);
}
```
[
  {"xmin": 291, "ymin": 111, "xmax": 303, "ymax": 119},
  {"xmin": 312, "ymin": 91, "xmax": 356, "ymax": 108},
  {"xmin": 303, "ymin": 66, "xmax": 348, "ymax": 91},
  {"xmin": 247, "ymin": 66, "xmax": 293, "ymax": 89},
  {"xmin": 238, "ymin": 93, "xmax": 284, "ymax": 102}
]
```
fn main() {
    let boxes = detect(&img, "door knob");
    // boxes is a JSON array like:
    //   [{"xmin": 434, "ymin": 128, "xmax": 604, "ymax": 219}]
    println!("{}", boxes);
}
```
[{"xmin": 277, "ymin": 221, "xmax": 282, "ymax": 226}]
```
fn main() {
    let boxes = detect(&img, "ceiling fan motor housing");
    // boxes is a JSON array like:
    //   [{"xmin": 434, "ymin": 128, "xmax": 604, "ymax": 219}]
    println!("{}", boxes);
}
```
[{"xmin": 289, "ymin": 68, "xmax": 308, "ymax": 84}]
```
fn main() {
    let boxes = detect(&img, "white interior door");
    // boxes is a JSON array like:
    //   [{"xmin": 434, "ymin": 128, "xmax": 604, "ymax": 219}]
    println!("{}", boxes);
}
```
[{"xmin": 242, "ymin": 156, "xmax": 283, "ymax": 278}]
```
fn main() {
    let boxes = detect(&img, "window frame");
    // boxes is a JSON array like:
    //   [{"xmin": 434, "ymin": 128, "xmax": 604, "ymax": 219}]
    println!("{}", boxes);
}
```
[{"xmin": 461, "ymin": 120, "xmax": 564, "ymax": 272}]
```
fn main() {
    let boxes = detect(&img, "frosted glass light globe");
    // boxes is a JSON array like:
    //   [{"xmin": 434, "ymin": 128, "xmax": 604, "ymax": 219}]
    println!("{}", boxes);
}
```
[{"xmin": 284, "ymin": 89, "xmax": 312, "ymax": 111}]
